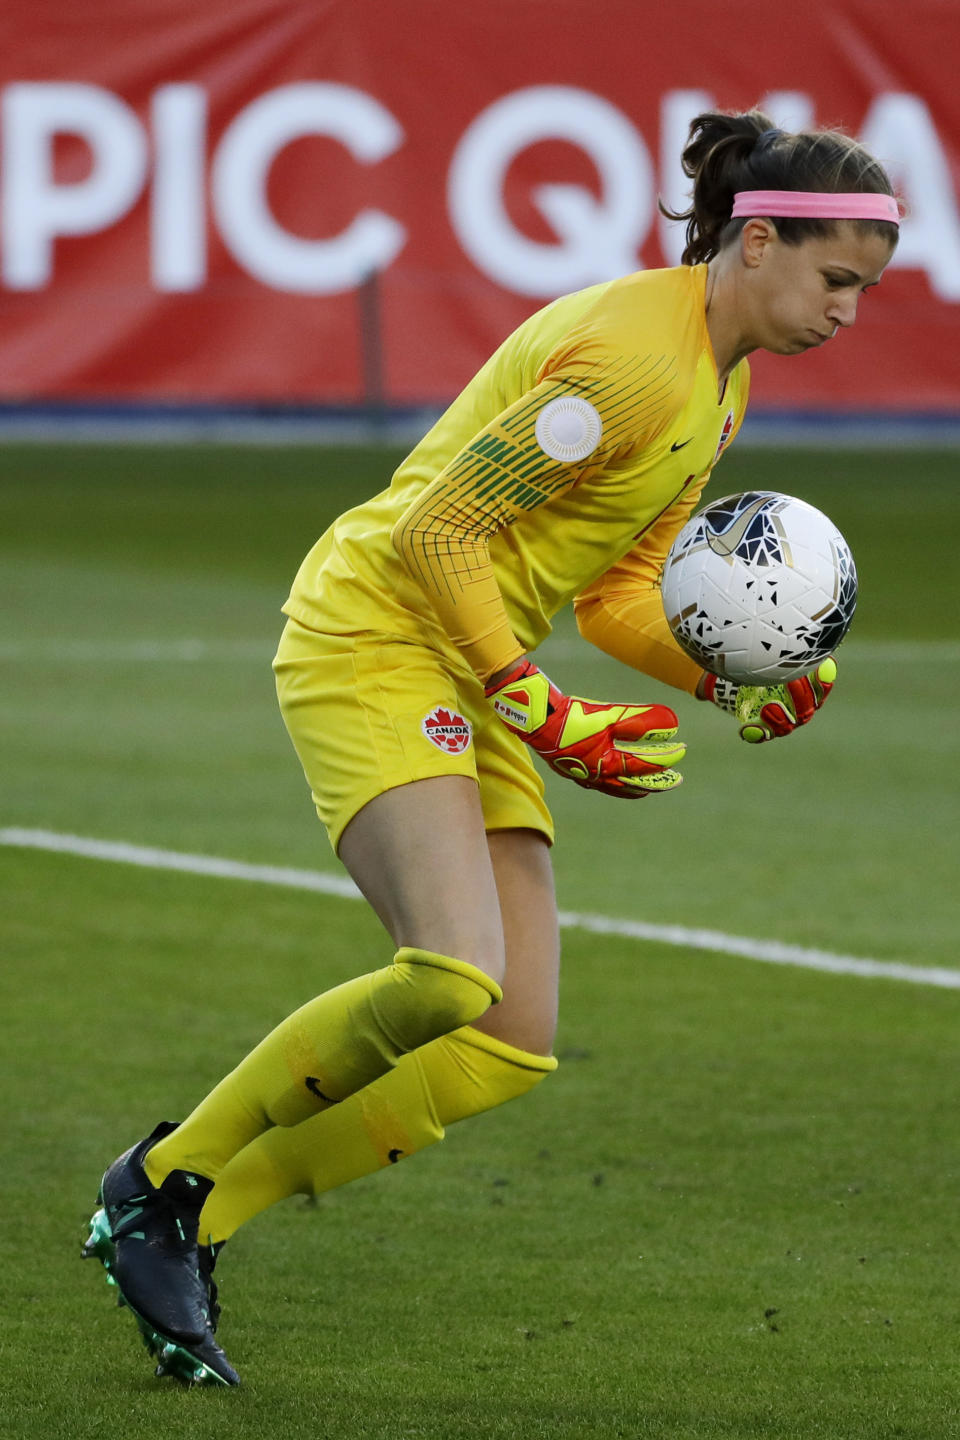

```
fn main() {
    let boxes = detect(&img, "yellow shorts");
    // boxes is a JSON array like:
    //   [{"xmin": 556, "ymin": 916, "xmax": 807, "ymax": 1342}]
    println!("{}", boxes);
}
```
[{"xmin": 273, "ymin": 616, "xmax": 554, "ymax": 854}]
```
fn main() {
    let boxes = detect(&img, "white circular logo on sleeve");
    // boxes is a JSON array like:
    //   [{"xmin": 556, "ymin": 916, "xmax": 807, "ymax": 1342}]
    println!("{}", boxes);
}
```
[{"xmin": 534, "ymin": 395, "xmax": 602, "ymax": 463}]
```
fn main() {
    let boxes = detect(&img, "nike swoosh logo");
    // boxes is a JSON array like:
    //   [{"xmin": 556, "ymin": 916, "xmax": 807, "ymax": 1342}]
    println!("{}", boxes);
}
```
[
  {"xmin": 670, "ymin": 437, "xmax": 693, "ymax": 451},
  {"xmin": 305, "ymin": 1076, "xmax": 335, "ymax": 1102},
  {"xmin": 705, "ymin": 495, "xmax": 771, "ymax": 557}
]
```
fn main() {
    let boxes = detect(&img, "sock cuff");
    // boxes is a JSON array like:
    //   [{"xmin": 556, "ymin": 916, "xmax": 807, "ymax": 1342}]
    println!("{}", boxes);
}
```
[
  {"xmin": 394, "ymin": 947, "xmax": 503, "ymax": 1007},
  {"xmin": 454, "ymin": 1024, "xmax": 558, "ymax": 1073}
]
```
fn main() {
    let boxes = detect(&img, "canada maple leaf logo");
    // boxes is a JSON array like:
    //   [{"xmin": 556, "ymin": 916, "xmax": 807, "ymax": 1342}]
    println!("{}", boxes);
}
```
[{"xmin": 422, "ymin": 706, "xmax": 472, "ymax": 754}]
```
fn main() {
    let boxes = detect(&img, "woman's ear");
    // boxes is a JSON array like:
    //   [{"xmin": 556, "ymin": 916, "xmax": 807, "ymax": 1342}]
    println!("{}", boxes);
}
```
[{"xmin": 740, "ymin": 217, "xmax": 777, "ymax": 269}]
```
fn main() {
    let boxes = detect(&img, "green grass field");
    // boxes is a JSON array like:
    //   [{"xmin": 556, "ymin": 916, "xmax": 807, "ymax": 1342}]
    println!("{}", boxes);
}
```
[{"xmin": 1, "ymin": 442, "xmax": 958, "ymax": 1438}]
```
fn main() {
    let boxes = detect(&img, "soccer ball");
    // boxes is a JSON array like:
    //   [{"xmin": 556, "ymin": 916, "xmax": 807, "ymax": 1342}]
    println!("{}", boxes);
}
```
[{"xmin": 661, "ymin": 491, "xmax": 857, "ymax": 684}]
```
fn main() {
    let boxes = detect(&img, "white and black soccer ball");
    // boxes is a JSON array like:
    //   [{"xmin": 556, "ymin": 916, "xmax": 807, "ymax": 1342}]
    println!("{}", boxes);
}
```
[{"xmin": 661, "ymin": 491, "xmax": 858, "ymax": 684}]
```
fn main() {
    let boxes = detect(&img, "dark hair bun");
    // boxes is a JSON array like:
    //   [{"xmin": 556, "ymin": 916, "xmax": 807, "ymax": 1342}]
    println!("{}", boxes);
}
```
[{"xmin": 660, "ymin": 110, "xmax": 896, "ymax": 264}]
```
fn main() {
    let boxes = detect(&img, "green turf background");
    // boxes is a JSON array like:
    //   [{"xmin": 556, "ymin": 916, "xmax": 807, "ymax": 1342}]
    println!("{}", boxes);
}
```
[{"xmin": 1, "ymin": 443, "xmax": 958, "ymax": 1437}]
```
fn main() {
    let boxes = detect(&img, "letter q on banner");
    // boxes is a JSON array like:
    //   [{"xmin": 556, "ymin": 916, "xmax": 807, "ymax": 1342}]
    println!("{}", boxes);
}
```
[
  {"xmin": 448, "ymin": 85, "xmax": 654, "ymax": 297},
  {"xmin": 211, "ymin": 82, "xmax": 407, "ymax": 294}
]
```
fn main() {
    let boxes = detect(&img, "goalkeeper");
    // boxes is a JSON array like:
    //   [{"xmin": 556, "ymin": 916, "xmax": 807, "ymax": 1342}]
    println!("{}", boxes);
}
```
[{"xmin": 85, "ymin": 110, "xmax": 897, "ymax": 1385}]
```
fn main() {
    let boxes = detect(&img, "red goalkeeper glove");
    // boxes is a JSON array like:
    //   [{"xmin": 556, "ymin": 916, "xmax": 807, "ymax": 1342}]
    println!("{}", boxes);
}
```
[
  {"xmin": 485, "ymin": 658, "xmax": 685, "ymax": 799},
  {"xmin": 698, "ymin": 658, "xmax": 837, "ymax": 743}
]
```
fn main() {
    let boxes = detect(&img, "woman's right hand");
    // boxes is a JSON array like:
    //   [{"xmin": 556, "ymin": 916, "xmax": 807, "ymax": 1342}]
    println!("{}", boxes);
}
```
[{"xmin": 486, "ymin": 658, "xmax": 685, "ymax": 798}]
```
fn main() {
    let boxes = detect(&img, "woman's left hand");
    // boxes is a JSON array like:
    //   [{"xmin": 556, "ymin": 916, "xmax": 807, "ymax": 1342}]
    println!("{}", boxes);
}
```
[{"xmin": 697, "ymin": 658, "xmax": 837, "ymax": 743}]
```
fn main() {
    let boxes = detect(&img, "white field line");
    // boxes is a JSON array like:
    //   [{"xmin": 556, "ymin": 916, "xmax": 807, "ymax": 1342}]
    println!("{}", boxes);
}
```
[
  {"xmin": 2, "ymin": 826, "xmax": 957, "ymax": 992},
  {"xmin": 0, "ymin": 637, "xmax": 957, "ymax": 664},
  {"xmin": 0, "ymin": 639, "xmax": 272, "ymax": 662}
]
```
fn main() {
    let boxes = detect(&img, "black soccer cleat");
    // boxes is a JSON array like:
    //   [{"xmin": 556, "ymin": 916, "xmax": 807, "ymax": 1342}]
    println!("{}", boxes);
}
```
[
  {"xmin": 84, "ymin": 1121, "xmax": 240, "ymax": 1386},
  {"xmin": 98, "ymin": 1121, "xmax": 212, "ymax": 1345},
  {"xmin": 83, "ymin": 1207, "xmax": 240, "ymax": 1386}
]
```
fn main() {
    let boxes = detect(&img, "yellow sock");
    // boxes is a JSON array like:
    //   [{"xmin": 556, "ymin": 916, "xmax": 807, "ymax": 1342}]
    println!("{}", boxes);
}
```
[
  {"xmin": 144, "ymin": 948, "xmax": 502, "ymax": 1187},
  {"xmin": 197, "ymin": 1026, "xmax": 557, "ymax": 1244}
]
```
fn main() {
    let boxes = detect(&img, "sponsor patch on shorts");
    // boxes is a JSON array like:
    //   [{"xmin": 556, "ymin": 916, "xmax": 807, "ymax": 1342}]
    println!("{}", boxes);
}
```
[{"xmin": 422, "ymin": 706, "xmax": 473, "ymax": 754}]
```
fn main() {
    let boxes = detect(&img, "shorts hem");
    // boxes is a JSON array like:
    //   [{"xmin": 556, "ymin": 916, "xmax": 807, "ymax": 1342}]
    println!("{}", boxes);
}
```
[
  {"xmin": 328, "ymin": 782, "xmax": 555, "ymax": 856},
  {"xmin": 327, "ymin": 772, "xmax": 480, "ymax": 856}
]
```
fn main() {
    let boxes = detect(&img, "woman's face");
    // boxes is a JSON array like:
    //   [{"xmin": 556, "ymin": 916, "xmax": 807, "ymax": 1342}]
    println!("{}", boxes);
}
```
[{"xmin": 743, "ymin": 222, "xmax": 896, "ymax": 356}]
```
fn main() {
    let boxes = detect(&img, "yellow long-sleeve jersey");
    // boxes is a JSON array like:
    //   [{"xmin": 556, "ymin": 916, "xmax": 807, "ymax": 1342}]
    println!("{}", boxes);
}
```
[{"xmin": 283, "ymin": 263, "xmax": 749, "ymax": 694}]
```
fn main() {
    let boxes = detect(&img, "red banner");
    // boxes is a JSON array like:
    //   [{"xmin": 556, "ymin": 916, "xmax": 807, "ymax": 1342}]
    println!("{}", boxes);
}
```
[{"xmin": 1, "ymin": 0, "xmax": 958, "ymax": 411}]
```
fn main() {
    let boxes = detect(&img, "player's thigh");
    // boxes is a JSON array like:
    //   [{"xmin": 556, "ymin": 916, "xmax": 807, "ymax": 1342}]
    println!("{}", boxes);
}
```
[
  {"xmin": 471, "ymin": 827, "xmax": 560, "ymax": 1056},
  {"xmin": 467, "ymin": 710, "xmax": 559, "ymax": 1053},
  {"xmin": 338, "ymin": 774, "xmax": 505, "ymax": 982},
  {"xmin": 275, "ymin": 620, "xmax": 506, "ymax": 977}
]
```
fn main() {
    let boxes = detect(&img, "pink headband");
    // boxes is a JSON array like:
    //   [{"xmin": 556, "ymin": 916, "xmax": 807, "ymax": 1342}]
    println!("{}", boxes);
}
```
[{"xmin": 732, "ymin": 190, "xmax": 901, "ymax": 224}]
